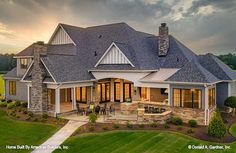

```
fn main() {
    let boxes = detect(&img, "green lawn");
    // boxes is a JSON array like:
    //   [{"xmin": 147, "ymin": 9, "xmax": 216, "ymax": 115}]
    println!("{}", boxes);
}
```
[
  {"xmin": 54, "ymin": 131, "xmax": 236, "ymax": 153},
  {"xmin": 0, "ymin": 110, "xmax": 59, "ymax": 153},
  {"xmin": 0, "ymin": 74, "xmax": 4, "ymax": 99},
  {"xmin": 230, "ymin": 123, "xmax": 236, "ymax": 138}
]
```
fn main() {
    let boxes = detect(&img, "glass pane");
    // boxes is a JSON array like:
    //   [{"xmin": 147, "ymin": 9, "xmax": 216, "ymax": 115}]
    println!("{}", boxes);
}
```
[
  {"xmin": 106, "ymin": 83, "xmax": 110, "ymax": 101},
  {"xmin": 97, "ymin": 84, "xmax": 101, "ymax": 101},
  {"xmin": 193, "ymin": 89, "xmax": 201, "ymax": 108},
  {"xmin": 141, "ymin": 87, "xmax": 147, "ymax": 100},
  {"xmin": 102, "ymin": 84, "xmax": 105, "ymax": 101},
  {"xmin": 182, "ymin": 89, "xmax": 192, "ymax": 108},
  {"xmin": 173, "ymin": 89, "xmax": 181, "ymax": 107},
  {"xmin": 76, "ymin": 87, "xmax": 80, "ymax": 101},
  {"xmin": 81, "ymin": 87, "xmax": 86, "ymax": 101},
  {"xmin": 124, "ymin": 84, "xmax": 130, "ymax": 101},
  {"xmin": 115, "ymin": 83, "xmax": 120, "ymax": 101}
]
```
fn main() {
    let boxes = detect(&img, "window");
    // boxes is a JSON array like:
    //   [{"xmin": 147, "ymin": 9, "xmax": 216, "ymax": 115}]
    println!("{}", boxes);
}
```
[
  {"xmin": 173, "ymin": 88, "xmax": 202, "ymax": 109},
  {"xmin": 76, "ymin": 87, "xmax": 87, "ymax": 103},
  {"xmin": 114, "ymin": 82, "xmax": 120, "ymax": 102},
  {"xmin": 140, "ymin": 87, "xmax": 148, "ymax": 100},
  {"xmin": 20, "ymin": 59, "xmax": 28, "ymax": 69},
  {"xmin": 208, "ymin": 88, "xmax": 215, "ymax": 108},
  {"xmin": 123, "ymin": 83, "xmax": 133, "ymax": 102},
  {"xmin": 9, "ymin": 81, "xmax": 16, "ymax": 95}
]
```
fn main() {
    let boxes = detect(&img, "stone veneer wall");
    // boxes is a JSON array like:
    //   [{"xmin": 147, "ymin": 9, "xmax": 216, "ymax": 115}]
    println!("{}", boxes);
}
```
[
  {"xmin": 138, "ymin": 103, "xmax": 211, "ymax": 125},
  {"xmin": 29, "ymin": 43, "xmax": 48, "ymax": 113}
]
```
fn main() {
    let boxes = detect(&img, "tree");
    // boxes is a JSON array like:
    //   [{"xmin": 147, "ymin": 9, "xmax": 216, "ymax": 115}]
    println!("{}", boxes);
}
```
[
  {"xmin": 224, "ymin": 96, "xmax": 236, "ymax": 116},
  {"xmin": 208, "ymin": 109, "xmax": 226, "ymax": 138}
]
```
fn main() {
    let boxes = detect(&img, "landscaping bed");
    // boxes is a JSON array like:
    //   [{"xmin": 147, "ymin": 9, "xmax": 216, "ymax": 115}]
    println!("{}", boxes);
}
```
[
  {"xmin": 0, "ymin": 100, "xmax": 68, "ymax": 126},
  {"xmin": 73, "ymin": 114, "xmax": 236, "ymax": 143}
]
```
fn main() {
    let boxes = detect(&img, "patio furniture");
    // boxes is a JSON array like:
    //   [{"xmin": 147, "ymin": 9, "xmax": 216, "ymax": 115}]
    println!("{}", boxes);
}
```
[
  {"xmin": 86, "ymin": 103, "xmax": 95, "ymax": 115},
  {"xmin": 144, "ymin": 106, "xmax": 148, "ymax": 113},
  {"xmin": 95, "ymin": 105, "xmax": 101, "ymax": 115}
]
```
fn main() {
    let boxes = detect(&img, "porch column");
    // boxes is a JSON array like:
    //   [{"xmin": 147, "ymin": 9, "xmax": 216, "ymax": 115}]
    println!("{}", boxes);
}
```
[
  {"xmin": 120, "ymin": 79, "xmax": 124, "ymax": 102},
  {"xmin": 72, "ymin": 87, "xmax": 76, "ymax": 110},
  {"xmin": 204, "ymin": 86, "xmax": 209, "ymax": 125},
  {"xmin": 27, "ymin": 85, "xmax": 30, "ymax": 109},
  {"xmin": 168, "ymin": 86, "xmax": 171, "ymax": 106},
  {"xmin": 111, "ymin": 79, "xmax": 114, "ymax": 102},
  {"xmin": 55, "ymin": 88, "xmax": 60, "ymax": 114}
]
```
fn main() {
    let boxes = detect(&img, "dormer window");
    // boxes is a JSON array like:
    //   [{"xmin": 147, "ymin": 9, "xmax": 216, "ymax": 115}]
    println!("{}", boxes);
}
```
[{"xmin": 20, "ymin": 59, "xmax": 28, "ymax": 69}]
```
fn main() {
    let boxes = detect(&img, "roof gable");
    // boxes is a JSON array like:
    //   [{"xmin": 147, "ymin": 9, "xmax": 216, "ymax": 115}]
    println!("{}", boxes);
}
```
[
  {"xmin": 48, "ymin": 24, "xmax": 75, "ymax": 45},
  {"xmin": 95, "ymin": 42, "xmax": 135, "ymax": 67}
]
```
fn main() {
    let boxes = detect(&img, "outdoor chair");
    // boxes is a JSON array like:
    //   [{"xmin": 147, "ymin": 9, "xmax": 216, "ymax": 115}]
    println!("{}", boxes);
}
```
[
  {"xmin": 86, "ymin": 103, "xmax": 95, "ymax": 115},
  {"xmin": 144, "ymin": 106, "xmax": 148, "ymax": 113}
]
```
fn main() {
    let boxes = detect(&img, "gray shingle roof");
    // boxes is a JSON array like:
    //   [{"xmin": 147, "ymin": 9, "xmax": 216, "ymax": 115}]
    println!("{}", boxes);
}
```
[
  {"xmin": 11, "ymin": 22, "xmax": 236, "ymax": 83},
  {"xmin": 166, "ymin": 59, "xmax": 219, "ymax": 83},
  {"xmin": 198, "ymin": 53, "xmax": 236, "ymax": 80},
  {"xmin": 3, "ymin": 67, "xmax": 21, "ymax": 79}
]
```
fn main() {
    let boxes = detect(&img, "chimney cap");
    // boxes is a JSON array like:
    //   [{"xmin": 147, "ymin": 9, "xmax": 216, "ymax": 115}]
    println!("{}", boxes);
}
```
[
  {"xmin": 161, "ymin": 23, "xmax": 166, "ymax": 27},
  {"xmin": 35, "ymin": 41, "xmax": 44, "ymax": 45}
]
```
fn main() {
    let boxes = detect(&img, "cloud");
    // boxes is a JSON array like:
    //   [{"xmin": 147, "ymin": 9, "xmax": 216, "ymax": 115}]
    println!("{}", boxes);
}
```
[{"xmin": 0, "ymin": 0, "xmax": 235, "ymax": 54}]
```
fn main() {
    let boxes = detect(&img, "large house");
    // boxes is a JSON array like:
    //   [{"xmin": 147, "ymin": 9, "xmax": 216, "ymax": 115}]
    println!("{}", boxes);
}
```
[{"xmin": 3, "ymin": 22, "xmax": 236, "ymax": 125}]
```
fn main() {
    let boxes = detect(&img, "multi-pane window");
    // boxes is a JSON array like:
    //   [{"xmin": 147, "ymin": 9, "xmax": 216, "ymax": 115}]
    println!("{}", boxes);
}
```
[
  {"xmin": 114, "ymin": 82, "xmax": 120, "ymax": 101},
  {"xmin": 20, "ymin": 59, "xmax": 28, "ymax": 69},
  {"xmin": 173, "ymin": 88, "xmax": 202, "ymax": 109},
  {"xmin": 76, "ymin": 87, "xmax": 87, "ymax": 103},
  {"xmin": 208, "ymin": 88, "xmax": 215, "ymax": 108},
  {"xmin": 123, "ymin": 83, "xmax": 133, "ymax": 102},
  {"xmin": 9, "ymin": 81, "xmax": 16, "ymax": 95}
]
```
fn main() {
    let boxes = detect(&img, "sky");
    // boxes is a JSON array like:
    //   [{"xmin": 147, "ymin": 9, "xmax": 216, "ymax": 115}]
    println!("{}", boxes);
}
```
[{"xmin": 0, "ymin": 0, "xmax": 236, "ymax": 55}]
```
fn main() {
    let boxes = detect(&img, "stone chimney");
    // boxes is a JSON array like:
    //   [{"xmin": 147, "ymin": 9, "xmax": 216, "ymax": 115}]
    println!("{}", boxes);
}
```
[
  {"xmin": 29, "ymin": 41, "xmax": 48, "ymax": 113},
  {"xmin": 158, "ymin": 23, "xmax": 169, "ymax": 56}
]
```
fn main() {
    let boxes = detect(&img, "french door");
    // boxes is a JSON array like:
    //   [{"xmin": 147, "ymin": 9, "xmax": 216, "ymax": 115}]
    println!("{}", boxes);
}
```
[{"xmin": 98, "ymin": 83, "xmax": 110, "ymax": 103}]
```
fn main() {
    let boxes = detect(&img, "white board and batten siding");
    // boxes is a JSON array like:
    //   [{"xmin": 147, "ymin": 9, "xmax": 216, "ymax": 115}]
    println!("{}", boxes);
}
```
[
  {"xmin": 49, "ymin": 26, "xmax": 74, "ymax": 45},
  {"xmin": 95, "ymin": 43, "xmax": 134, "ymax": 67},
  {"xmin": 100, "ymin": 45, "xmax": 129, "ymax": 64}
]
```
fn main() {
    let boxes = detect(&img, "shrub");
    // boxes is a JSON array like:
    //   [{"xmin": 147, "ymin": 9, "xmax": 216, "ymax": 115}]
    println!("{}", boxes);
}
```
[
  {"xmin": 0, "ymin": 102, "xmax": 7, "ymax": 107},
  {"xmin": 16, "ymin": 115, "xmax": 20, "ymax": 119},
  {"xmin": 56, "ymin": 117, "xmax": 66, "ymax": 124},
  {"xmin": 18, "ymin": 108, "xmax": 22, "ymax": 112},
  {"xmin": 139, "ymin": 124, "xmax": 145, "ymax": 128},
  {"xmin": 113, "ymin": 124, "xmax": 120, "ymax": 129},
  {"xmin": 150, "ymin": 122, "xmax": 158, "ymax": 127},
  {"xmin": 26, "ymin": 117, "xmax": 31, "ymax": 121},
  {"xmin": 23, "ymin": 110, "xmax": 28, "ymax": 114},
  {"xmin": 33, "ymin": 118, "xmax": 39, "ymax": 122},
  {"xmin": 177, "ymin": 126, "xmax": 182, "ymax": 131},
  {"xmin": 89, "ymin": 113, "xmax": 97, "ymax": 123},
  {"xmin": 171, "ymin": 117, "xmax": 183, "ymax": 125},
  {"xmin": 7, "ymin": 102, "xmax": 16, "ymax": 109},
  {"xmin": 28, "ymin": 112, "xmax": 34, "ymax": 117},
  {"xmin": 208, "ymin": 109, "xmax": 226, "ymax": 138},
  {"xmin": 42, "ymin": 113, "xmax": 49, "ymax": 119},
  {"xmin": 126, "ymin": 122, "xmax": 133, "ymax": 129},
  {"xmin": 224, "ymin": 96, "xmax": 236, "ymax": 116},
  {"xmin": 7, "ymin": 100, "xmax": 12, "ymax": 103},
  {"xmin": 89, "ymin": 124, "xmax": 94, "ymax": 131},
  {"xmin": 0, "ymin": 99, "xmax": 6, "ymax": 102},
  {"xmin": 21, "ymin": 102, "xmax": 28, "ymax": 108},
  {"xmin": 187, "ymin": 128, "xmax": 194, "ymax": 134},
  {"xmin": 164, "ymin": 123, "xmax": 170, "ymax": 129},
  {"xmin": 15, "ymin": 101, "xmax": 21, "ymax": 106},
  {"xmin": 102, "ymin": 126, "xmax": 109, "ymax": 130},
  {"xmin": 188, "ymin": 120, "xmax": 197, "ymax": 127}
]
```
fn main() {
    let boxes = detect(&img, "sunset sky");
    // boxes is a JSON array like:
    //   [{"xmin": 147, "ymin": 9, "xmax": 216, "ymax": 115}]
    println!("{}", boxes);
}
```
[{"xmin": 0, "ymin": 0, "xmax": 236, "ymax": 55}]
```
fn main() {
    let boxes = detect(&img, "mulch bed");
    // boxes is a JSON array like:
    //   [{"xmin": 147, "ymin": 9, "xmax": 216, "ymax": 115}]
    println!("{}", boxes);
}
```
[
  {"xmin": 74, "ymin": 115, "xmax": 236, "ymax": 143},
  {"xmin": 0, "ymin": 105, "xmax": 68, "ymax": 127}
]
